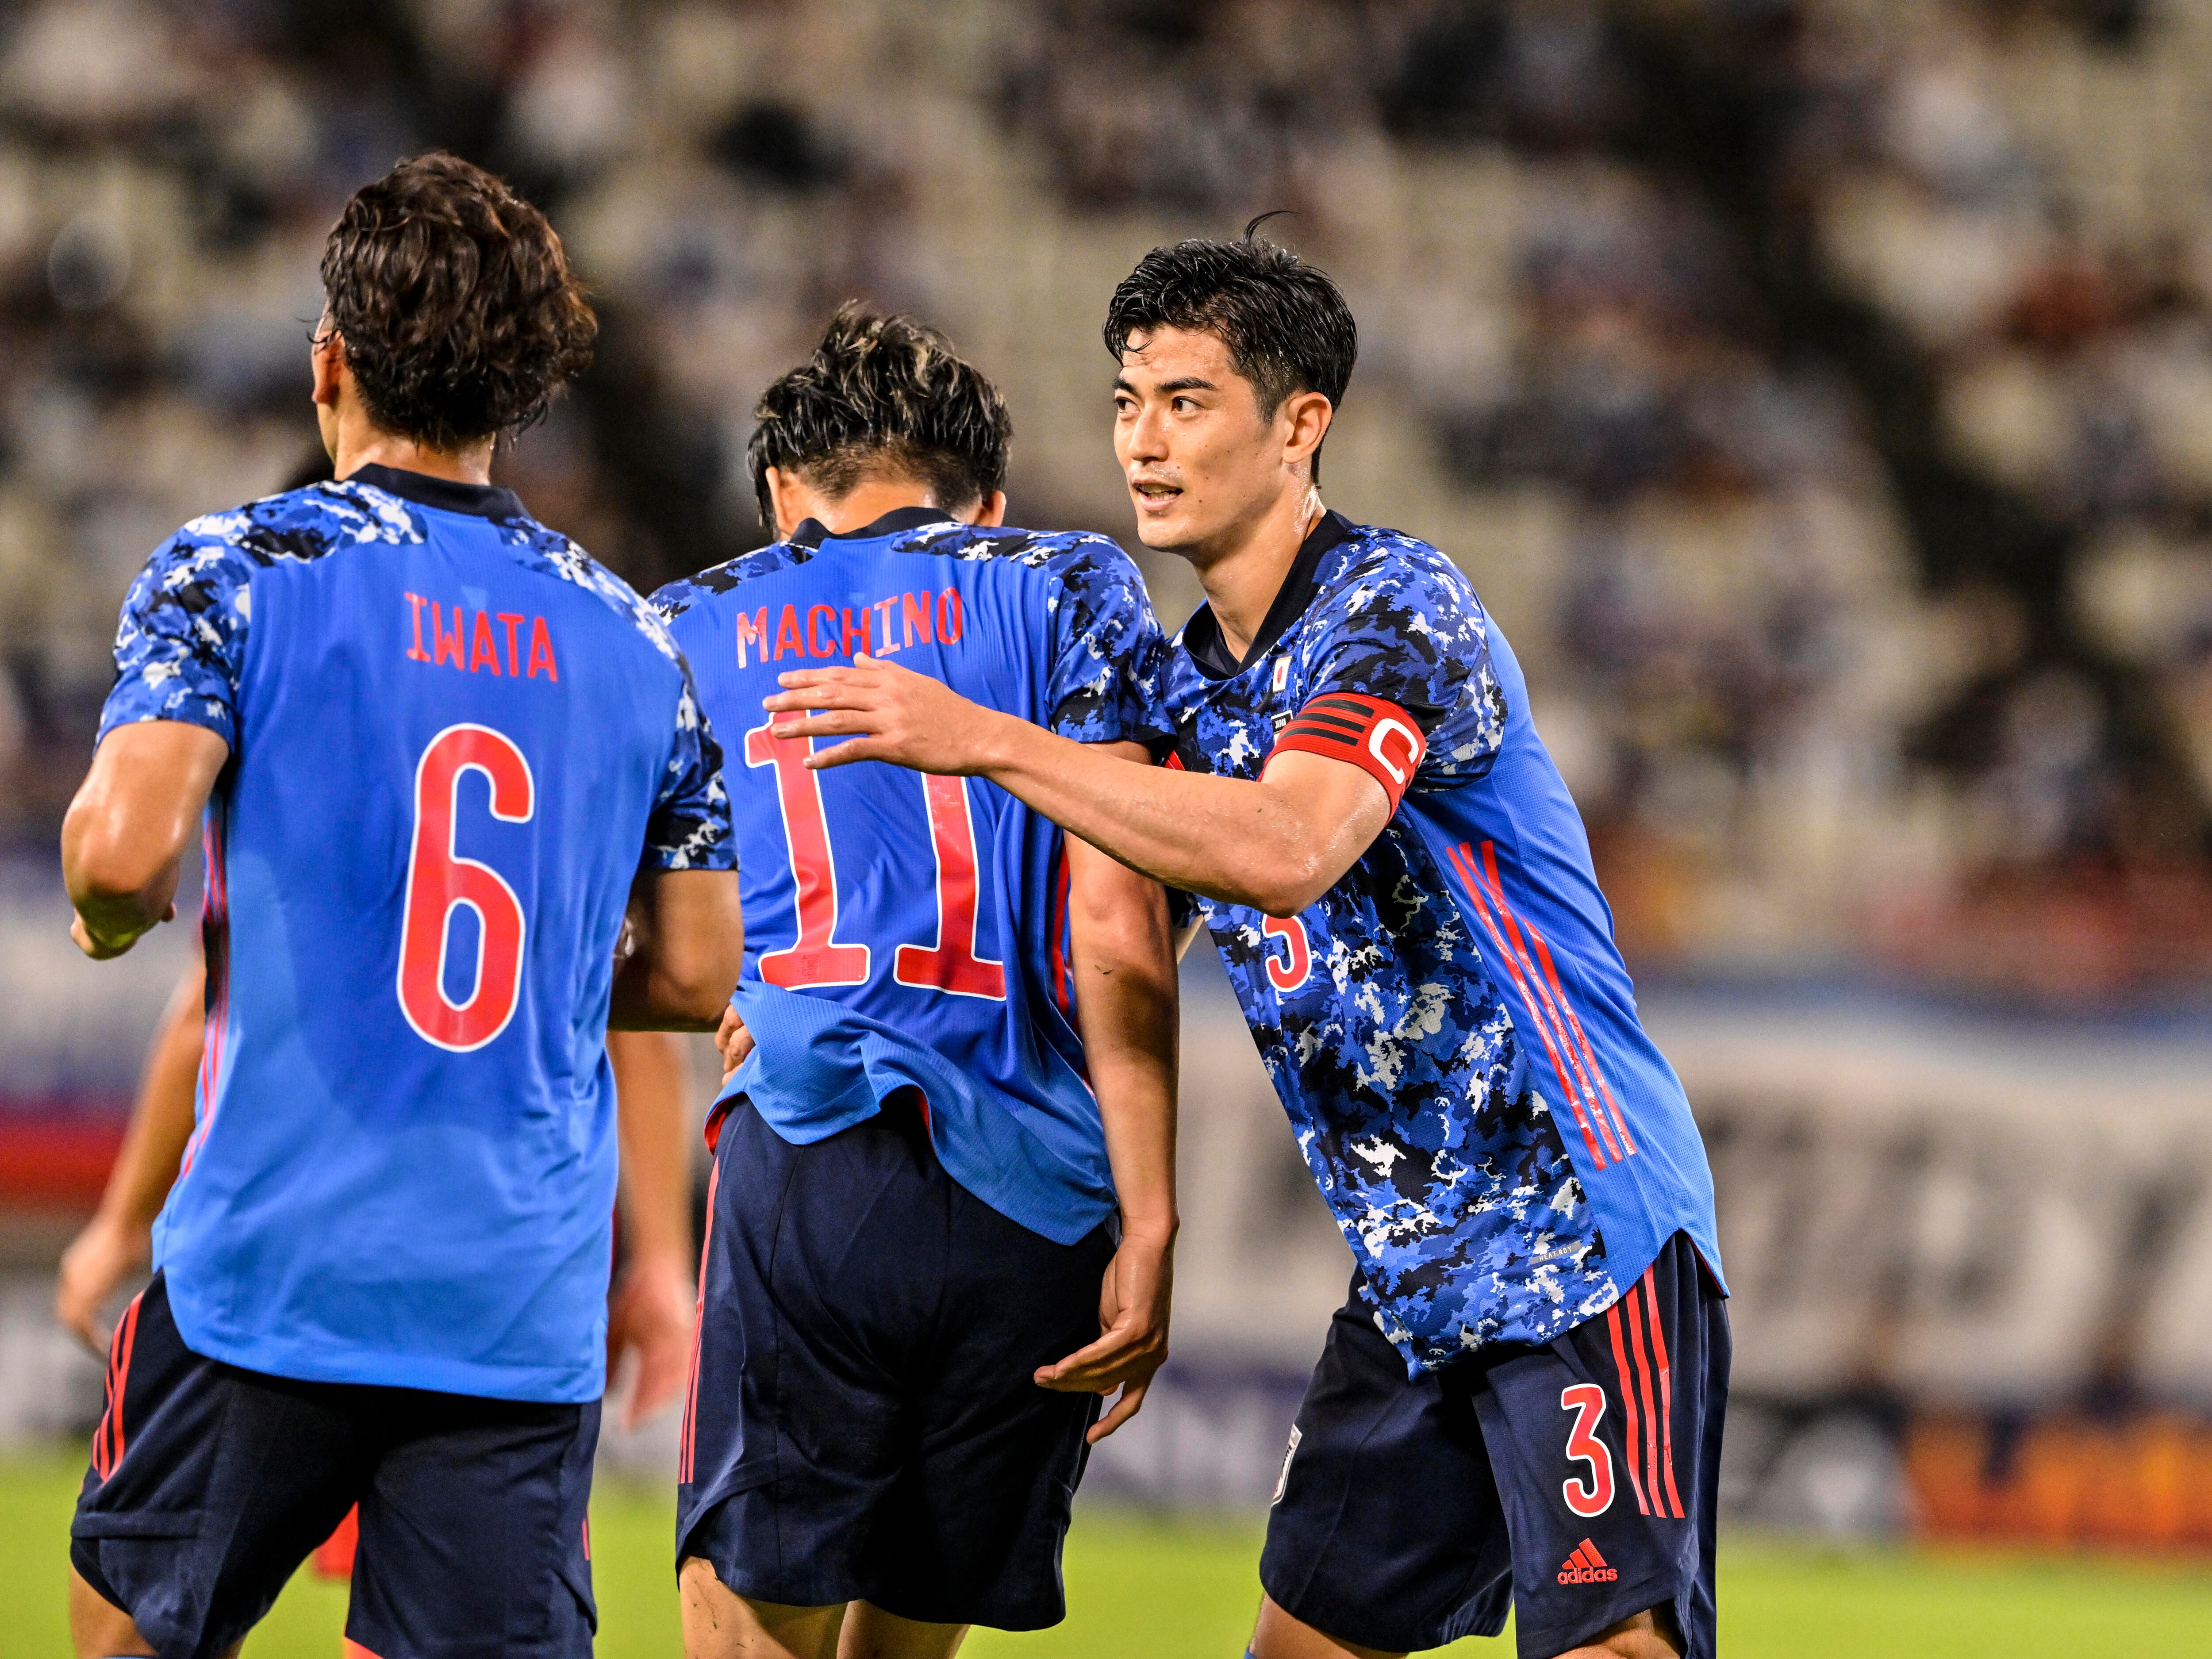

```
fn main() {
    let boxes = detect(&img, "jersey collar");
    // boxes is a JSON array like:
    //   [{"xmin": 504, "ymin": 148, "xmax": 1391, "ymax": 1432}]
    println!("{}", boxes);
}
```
[
  {"xmin": 789, "ymin": 505, "xmax": 960, "ymax": 548},
  {"xmin": 346, "ymin": 463, "xmax": 527, "ymax": 521},
  {"xmin": 1183, "ymin": 509, "xmax": 1355, "ymax": 680}
]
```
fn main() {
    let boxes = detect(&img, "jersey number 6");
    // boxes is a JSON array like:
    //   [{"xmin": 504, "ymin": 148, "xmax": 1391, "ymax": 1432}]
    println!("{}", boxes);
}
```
[
  {"xmin": 398, "ymin": 724, "xmax": 535, "ymax": 1052},
  {"xmin": 1559, "ymin": 1382, "xmax": 1616, "ymax": 1518},
  {"xmin": 747, "ymin": 724, "xmax": 1006, "ymax": 999}
]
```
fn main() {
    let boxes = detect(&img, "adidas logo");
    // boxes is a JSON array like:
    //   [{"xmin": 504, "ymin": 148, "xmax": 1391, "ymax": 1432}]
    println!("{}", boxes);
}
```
[{"xmin": 1557, "ymin": 1539, "xmax": 1618, "ymax": 1586}]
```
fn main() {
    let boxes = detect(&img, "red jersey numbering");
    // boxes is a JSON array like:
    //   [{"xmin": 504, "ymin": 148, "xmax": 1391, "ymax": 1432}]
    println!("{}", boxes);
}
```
[
  {"xmin": 396, "ymin": 724, "xmax": 534, "ymax": 1052},
  {"xmin": 746, "ymin": 722, "xmax": 1006, "ymax": 1000},
  {"xmin": 1559, "ymin": 1383, "xmax": 1616, "ymax": 1518},
  {"xmin": 1263, "ymin": 914, "xmax": 1312, "ymax": 992}
]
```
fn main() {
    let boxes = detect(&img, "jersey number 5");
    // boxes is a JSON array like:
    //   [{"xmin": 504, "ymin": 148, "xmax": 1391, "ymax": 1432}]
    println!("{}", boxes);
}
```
[
  {"xmin": 1263, "ymin": 914, "xmax": 1312, "ymax": 992},
  {"xmin": 398, "ymin": 724, "xmax": 534, "ymax": 1052},
  {"xmin": 1559, "ymin": 1383, "xmax": 1616, "ymax": 1518},
  {"xmin": 747, "ymin": 725, "xmax": 1006, "ymax": 999}
]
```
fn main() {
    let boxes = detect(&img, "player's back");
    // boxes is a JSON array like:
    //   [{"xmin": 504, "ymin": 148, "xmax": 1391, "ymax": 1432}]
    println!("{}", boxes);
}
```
[
  {"xmin": 107, "ymin": 465, "xmax": 727, "ymax": 1403},
  {"xmin": 656, "ymin": 506, "xmax": 1162, "ymax": 1243}
]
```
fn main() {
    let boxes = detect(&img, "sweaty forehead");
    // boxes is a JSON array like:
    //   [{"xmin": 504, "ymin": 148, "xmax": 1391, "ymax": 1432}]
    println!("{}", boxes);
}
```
[{"xmin": 1118, "ymin": 325, "xmax": 1240, "ymax": 386}]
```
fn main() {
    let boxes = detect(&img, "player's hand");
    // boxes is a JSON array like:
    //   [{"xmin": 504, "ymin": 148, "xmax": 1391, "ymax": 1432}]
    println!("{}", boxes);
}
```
[
  {"xmin": 605, "ymin": 1252, "xmax": 695, "ymax": 1432},
  {"xmin": 764, "ymin": 656, "xmax": 1009, "ymax": 775},
  {"xmin": 55, "ymin": 1213, "xmax": 150, "ymax": 1354},
  {"xmin": 715, "ymin": 1005, "xmax": 755, "ymax": 1079},
  {"xmin": 70, "ymin": 901, "xmax": 173, "ymax": 960},
  {"xmin": 1035, "ymin": 1228, "xmax": 1173, "ymax": 1443}
]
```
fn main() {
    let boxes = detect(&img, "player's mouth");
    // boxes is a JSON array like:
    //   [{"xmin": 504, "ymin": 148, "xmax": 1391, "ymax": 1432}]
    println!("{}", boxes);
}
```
[{"xmin": 1129, "ymin": 476, "xmax": 1182, "ymax": 511}]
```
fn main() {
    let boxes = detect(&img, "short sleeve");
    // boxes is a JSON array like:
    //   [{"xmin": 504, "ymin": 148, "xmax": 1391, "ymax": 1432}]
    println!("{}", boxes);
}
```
[
  {"xmin": 643, "ymin": 666, "xmax": 737, "ymax": 872},
  {"xmin": 1044, "ymin": 536, "xmax": 1170, "ymax": 745},
  {"xmin": 98, "ymin": 530, "xmax": 257, "ymax": 749},
  {"xmin": 1292, "ymin": 544, "xmax": 1506, "ymax": 795}
]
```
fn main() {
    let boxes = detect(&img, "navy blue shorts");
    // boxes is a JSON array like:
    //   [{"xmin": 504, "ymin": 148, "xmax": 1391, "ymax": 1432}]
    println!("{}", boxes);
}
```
[
  {"xmin": 677, "ymin": 1094, "xmax": 1114, "ymax": 1629},
  {"xmin": 72, "ymin": 1271, "xmax": 598, "ymax": 1659},
  {"xmin": 1262, "ymin": 1231, "xmax": 1727, "ymax": 1659}
]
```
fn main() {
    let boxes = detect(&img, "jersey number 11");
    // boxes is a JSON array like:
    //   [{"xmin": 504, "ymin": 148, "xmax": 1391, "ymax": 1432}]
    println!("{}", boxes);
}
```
[{"xmin": 746, "ymin": 723, "xmax": 1006, "ymax": 1000}]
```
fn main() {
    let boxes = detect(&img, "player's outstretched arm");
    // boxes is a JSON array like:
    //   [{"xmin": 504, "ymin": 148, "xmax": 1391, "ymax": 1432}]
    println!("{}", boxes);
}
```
[
  {"xmin": 55, "ymin": 964, "xmax": 203, "ymax": 1353},
  {"xmin": 1035, "ymin": 781, "xmax": 1180, "ymax": 1442},
  {"xmin": 61, "ymin": 722, "xmax": 230, "ymax": 959},
  {"xmin": 608, "ymin": 868, "xmax": 745, "ymax": 1031},
  {"xmin": 765, "ymin": 657, "xmax": 1390, "ymax": 916}
]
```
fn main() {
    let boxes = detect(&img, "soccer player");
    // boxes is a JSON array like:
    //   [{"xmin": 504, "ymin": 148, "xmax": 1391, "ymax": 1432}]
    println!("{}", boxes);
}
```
[
  {"xmin": 652, "ymin": 306, "xmax": 1179, "ymax": 1659},
  {"xmin": 757, "ymin": 235, "xmax": 1729, "ymax": 1659},
  {"xmin": 59, "ymin": 153, "xmax": 741, "ymax": 1659}
]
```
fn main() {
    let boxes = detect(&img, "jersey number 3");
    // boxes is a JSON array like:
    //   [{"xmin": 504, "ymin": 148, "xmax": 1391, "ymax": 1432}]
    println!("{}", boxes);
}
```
[
  {"xmin": 748, "ymin": 724, "xmax": 1005, "ymax": 999},
  {"xmin": 398, "ymin": 724, "xmax": 535, "ymax": 1052},
  {"xmin": 1559, "ymin": 1383, "xmax": 1616, "ymax": 1518}
]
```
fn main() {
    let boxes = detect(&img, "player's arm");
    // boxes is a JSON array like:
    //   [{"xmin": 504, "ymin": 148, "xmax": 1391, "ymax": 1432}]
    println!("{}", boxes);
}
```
[
  {"xmin": 55, "ymin": 965, "xmax": 203, "ymax": 1352},
  {"xmin": 61, "ymin": 722, "xmax": 230, "ymax": 959},
  {"xmin": 1033, "ymin": 756, "xmax": 1181, "ymax": 1441},
  {"xmin": 605, "ymin": 1029, "xmax": 697, "ymax": 1429},
  {"xmin": 764, "ymin": 658, "xmax": 1390, "ymax": 916},
  {"xmin": 608, "ymin": 869, "xmax": 744, "ymax": 1031}
]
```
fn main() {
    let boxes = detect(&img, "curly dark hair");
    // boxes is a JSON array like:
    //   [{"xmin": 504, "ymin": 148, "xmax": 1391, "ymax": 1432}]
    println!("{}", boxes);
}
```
[
  {"xmin": 749, "ymin": 304, "xmax": 1011, "ymax": 533},
  {"xmin": 319, "ymin": 152, "xmax": 596, "ymax": 451},
  {"xmin": 1102, "ymin": 215, "xmax": 1357, "ymax": 483}
]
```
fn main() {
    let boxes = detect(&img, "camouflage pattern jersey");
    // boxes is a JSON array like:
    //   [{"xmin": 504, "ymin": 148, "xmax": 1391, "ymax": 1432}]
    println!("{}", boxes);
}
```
[{"xmin": 1157, "ymin": 511, "xmax": 1725, "ymax": 1377}]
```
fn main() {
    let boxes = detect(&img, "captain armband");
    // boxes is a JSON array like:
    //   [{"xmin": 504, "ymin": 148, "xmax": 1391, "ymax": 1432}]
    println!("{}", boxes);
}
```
[{"xmin": 1262, "ymin": 692, "xmax": 1428, "ymax": 813}]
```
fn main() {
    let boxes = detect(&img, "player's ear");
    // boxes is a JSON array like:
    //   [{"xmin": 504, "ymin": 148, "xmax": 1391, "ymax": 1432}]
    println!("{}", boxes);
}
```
[
  {"xmin": 971, "ymin": 490, "xmax": 1007, "ymax": 529},
  {"xmin": 763, "ymin": 467, "xmax": 805, "ymax": 541},
  {"xmin": 310, "ymin": 324, "xmax": 346, "ymax": 410},
  {"xmin": 1279, "ymin": 390, "xmax": 1332, "ymax": 477}
]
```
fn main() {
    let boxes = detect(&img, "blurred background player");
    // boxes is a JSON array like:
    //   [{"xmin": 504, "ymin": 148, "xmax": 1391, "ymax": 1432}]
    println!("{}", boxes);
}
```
[
  {"xmin": 58, "ymin": 152, "xmax": 741, "ymax": 1659},
  {"xmin": 764, "ymin": 233, "xmax": 1727, "ymax": 1659},
  {"xmin": 655, "ymin": 306, "xmax": 1179, "ymax": 1659}
]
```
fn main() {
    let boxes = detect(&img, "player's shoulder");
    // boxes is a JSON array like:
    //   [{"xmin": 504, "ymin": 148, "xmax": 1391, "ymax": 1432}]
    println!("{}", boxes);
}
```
[
  {"xmin": 144, "ymin": 481, "xmax": 420, "ymax": 574},
  {"xmin": 649, "ymin": 541, "xmax": 819, "ymax": 623},
  {"xmin": 883, "ymin": 522, "xmax": 1156, "ymax": 652},
  {"xmin": 485, "ymin": 516, "xmax": 693, "ymax": 674},
  {"xmin": 1303, "ymin": 518, "xmax": 1489, "ymax": 650},
  {"xmin": 891, "ymin": 519, "xmax": 1144, "ymax": 584},
  {"xmin": 1321, "ymin": 519, "xmax": 1481, "ymax": 606}
]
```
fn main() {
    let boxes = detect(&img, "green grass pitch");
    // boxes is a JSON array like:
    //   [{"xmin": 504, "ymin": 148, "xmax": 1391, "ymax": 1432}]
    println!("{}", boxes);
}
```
[{"xmin": 8, "ymin": 1450, "xmax": 2212, "ymax": 1656}]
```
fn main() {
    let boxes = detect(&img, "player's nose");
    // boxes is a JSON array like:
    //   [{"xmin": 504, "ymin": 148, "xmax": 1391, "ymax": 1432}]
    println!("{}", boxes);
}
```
[{"xmin": 1122, "ymin": 403, "xmax": 1171, "ymax": 461}]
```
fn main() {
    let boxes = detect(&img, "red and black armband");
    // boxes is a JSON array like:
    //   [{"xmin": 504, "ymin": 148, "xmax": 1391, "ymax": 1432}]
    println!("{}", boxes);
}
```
[{"xmin": 1263, "ymin": 692, "xmax": 1429, "ymax": 812}]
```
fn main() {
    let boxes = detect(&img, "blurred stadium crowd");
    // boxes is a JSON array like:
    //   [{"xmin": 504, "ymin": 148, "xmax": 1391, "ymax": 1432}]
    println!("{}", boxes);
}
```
[{"xmin": 1, "ymin": 0, "xmax": 2210, "ymax": 1000}]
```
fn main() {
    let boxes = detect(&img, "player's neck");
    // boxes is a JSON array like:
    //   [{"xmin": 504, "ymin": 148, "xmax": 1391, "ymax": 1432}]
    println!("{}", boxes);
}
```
[
  {"xmin": 802, "ymin": 480, "xmax": 947, "ymax": 536},
  {"xmin": 329, "ymin": 407, "xmax": 495, "ymax": 489},
  {"xmin": 1193, "ymin": 484, "xmax": 1325, "ymax": 662}
]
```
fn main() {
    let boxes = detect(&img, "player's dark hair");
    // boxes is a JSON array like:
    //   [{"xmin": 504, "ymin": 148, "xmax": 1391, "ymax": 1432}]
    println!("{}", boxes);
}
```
[
  {"xmin": 749, "ymin": 303, "xmax": 1011, "ymax": 532},
  {"xmin": 1102, "ymin": 215, "xmax": 1357, "ymax": 483},
  {"xmin": 319, "ymin": 152, "xmax": 596, "ymax": 451}
]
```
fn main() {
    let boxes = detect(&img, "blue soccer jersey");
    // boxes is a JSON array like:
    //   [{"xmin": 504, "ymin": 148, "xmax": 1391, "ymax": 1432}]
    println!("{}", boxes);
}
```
[
  {"xmin": 97, "ymin": 465, "xmax": 733, "ymax": 1403},
  {"xmin": 653, "ymin": 506, "xmax": 1166, "ymax": 1244},
  {"xmin": 1158, "ymin": 511, "xmax": 1724, "ymax": 1376}
]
